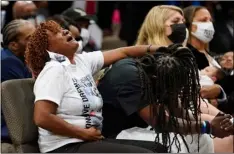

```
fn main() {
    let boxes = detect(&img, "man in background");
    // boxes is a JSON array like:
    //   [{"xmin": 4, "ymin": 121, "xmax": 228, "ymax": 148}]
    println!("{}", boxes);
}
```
[
  {"xmin": 1, "ymin": 19, "xmax": 35, "ymax": 145},
  {"xmin": 62, "ymin": 8, "xmax": 103, "ymax": 51}
]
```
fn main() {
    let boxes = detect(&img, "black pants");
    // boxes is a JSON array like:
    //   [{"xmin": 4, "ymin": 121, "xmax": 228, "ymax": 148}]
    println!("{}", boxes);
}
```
[{"xmin": 49, "ymin": 138, "xmax": 167, "ymax": 153}]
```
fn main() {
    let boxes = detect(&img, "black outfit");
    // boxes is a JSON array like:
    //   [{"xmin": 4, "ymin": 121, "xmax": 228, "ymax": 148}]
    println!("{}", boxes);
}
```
[
  {"xmin": 49, "ymin": 138, "xmax": 166, "ymax": 153},
  {"xmin": 97, "ymin": 58, "xmax": 167, "ymax": 153},
  {"xmin": 209, "ymin": 2, "xmax": 234, "ymax": 54},
  {"xmin": 217, "ymin": 75, "xmax": 234, "ymax": 114},
  {"xmin": 187, "ymin": 44, "xmax": 209, "ymax": 70},
  {"xmin": 210, "ymin": 20, "xmax": 234, "ymax": 54}
]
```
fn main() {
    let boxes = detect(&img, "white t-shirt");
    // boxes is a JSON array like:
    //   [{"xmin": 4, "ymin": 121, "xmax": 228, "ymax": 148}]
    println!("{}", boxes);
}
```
[{"xmin": 34, "ymin": 51, "xmax": 104, "ymax": 153}]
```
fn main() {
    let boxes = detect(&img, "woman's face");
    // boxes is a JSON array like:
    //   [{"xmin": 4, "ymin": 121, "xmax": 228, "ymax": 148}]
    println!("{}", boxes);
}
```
[
  {"xmin": 164, "ymin": 10, "xmax": 185, "ymax": 36},
  {"xmin": 47, "ymin": 28, "xmax": 79, "ymax": 57},
  {"xmin": 191, "ymin": 8, "xmax": 212, "ymax": 33}
]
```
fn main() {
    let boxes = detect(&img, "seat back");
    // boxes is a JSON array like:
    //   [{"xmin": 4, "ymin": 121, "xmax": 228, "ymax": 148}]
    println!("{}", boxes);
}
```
[{"xmin": 1, "ymin": 78, "xmax": 39, "ymax": 153}]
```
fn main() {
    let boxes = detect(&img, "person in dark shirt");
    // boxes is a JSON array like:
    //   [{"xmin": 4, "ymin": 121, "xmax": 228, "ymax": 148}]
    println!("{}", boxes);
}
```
[
  {"xmin": 98, "ymin": 44, "xmax": 233, "ymax": 153},
  {"xmin": 1, "ymin": 19, "xmax": 35, "ymax": 143},
  {"xmin": 98, "ymin": 5, "xmax": 233, "ymax": 153}
]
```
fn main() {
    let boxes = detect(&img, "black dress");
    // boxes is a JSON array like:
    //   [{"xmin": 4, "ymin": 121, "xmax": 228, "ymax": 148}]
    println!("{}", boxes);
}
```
[{"xmin": 187, "ymin": 44, "xmax": 209, "ymax": 70}]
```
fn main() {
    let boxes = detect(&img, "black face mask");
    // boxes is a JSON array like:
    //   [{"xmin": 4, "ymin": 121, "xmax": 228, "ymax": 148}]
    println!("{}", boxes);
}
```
[{"xmin": 168, "ymin": 23, "xmax": 187, "ymax": 44}]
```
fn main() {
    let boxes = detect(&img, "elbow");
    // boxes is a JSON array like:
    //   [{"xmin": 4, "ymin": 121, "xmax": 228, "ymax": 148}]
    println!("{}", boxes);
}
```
[
  {"xmin": 34, "ymin": 100, "xmax": 57, "ymax": 128},
  {"xmin": 34, "ymin": 111, "xmax": 49, "ymax": 128}
]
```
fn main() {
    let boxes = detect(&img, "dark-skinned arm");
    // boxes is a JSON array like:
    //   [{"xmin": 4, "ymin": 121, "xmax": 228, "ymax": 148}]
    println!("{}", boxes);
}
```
[
  {"xmin": 138, "ymin": 105, "xmax": 230, "ymax": 137},
  {"xmin": 103, "ymin": 45, "xmax": 162, "ymax": 67},
  {"xmin": 34, "ymin": 100, "xmax": 102, "ymax": 140}
]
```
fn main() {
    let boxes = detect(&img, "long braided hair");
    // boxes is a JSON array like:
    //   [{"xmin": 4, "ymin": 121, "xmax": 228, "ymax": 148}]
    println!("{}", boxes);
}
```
[{"xmin": 135, "ymin": 44, "xmax": 201, "ymax": 152}]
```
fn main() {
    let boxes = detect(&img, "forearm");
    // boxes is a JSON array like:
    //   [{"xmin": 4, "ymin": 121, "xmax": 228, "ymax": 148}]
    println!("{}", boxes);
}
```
[
  {"xmin": 121, "ymin": 45, "xmax": 161, "ymax": 57},
  {"xmin": 103, "ymin": 45, "xmax": 162, "ymax": 66},
  {"xmin": 173, "ymin": 108, "xmax": 197, "ymax": 121},
  {"xmin": 165, "ymin": 117, "xmax": 202, "ymax": 135},
  {"xmin": 36, "ymin": 113, "xmax": 84, "ymax": 139}
]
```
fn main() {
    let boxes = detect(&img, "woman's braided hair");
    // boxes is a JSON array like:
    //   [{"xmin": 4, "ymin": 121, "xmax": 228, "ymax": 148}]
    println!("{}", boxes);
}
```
[
  {"xmin": 25, "ymin": 20, "xmax": 61, "ymax": 77},
  {"xmin": 135, "ymin": 44, "xmax": 201, "ymax": 152}
]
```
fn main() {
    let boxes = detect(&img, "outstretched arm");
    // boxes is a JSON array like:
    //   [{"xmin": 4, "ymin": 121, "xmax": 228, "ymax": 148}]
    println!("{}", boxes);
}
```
[{"xmin": 103, "ymin": 45, "xmax": 161, "ymax": 66}]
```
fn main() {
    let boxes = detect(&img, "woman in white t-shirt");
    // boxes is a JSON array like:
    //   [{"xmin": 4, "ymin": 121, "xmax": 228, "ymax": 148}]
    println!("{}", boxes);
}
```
[{"xmin": 25, "ymin": 20, "xmax": 167, "ymax": 153}]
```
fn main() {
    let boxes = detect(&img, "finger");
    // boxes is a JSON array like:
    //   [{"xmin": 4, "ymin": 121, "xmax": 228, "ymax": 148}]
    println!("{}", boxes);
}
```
[
  {"xmin": 224, "ymin": 125, "xmax": 234, "ymax": 132},
  {"xmin": 89, "ymin": 127, "xmax": 96, "ymax": 131},
  {"xmin": 222, "ymin": 122, "xmax": 233, "ymax": 130},
  {"xmin": 215, "ymin": 116, "xmax": 227, "ymax": 120},
  {"xmin": 94, "ymin": 135, "xmax": 104, "ymax": 140},
  {"xmin": 224, "ymin": 114, "xmax": 232, "ymax": 119},
  {"xmin": 220, "ymin": 118, "xmax": 231, "ymax": 126}
]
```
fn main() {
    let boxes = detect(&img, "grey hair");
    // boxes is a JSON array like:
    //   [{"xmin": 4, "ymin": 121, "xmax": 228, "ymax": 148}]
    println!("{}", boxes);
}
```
[{"xmin": 1, "ymin": 19, "xmax": 26, "ymax": 48}]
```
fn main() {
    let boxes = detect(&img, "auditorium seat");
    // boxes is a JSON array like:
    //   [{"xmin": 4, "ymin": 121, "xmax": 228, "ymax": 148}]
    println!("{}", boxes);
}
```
[{"xmin": 1, "ymin": 79, "xmax": 39, "ymax": 153}]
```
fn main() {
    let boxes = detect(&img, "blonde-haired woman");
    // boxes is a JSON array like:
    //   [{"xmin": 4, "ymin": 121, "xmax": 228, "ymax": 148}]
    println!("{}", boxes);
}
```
[
  {"xmin": 136, "ymin": 5, "xmax": 187, "ymax": 46},
  {"xmin": 98, "ymin": 5, "xmax": 233, "ymax": 153}
]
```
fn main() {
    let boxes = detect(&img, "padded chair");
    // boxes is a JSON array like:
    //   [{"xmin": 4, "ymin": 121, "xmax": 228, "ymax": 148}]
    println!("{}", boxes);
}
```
[{"xmin": 1, "ymin": 78, "xmax": 40, "ymax": 153}]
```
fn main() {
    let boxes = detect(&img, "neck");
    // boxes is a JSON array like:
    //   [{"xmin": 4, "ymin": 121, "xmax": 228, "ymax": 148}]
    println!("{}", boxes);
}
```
[
  {"xmin": 190, "ymin": 36, "xmax": 206, "ymax": 53},
  {"xmin": 67, "ymin": 54, "xmax": 75, "ymax": 64}
]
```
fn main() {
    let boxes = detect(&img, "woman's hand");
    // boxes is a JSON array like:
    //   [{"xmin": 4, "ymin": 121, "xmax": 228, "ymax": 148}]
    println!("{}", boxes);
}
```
[
  {"xmin": 79, "ymin": 127, "xmax": 104, "ymax": 141},
  {"xmin": 220, "ymin": 115, "xmax": 234, "ymax": 134},
  {"xmin": 200, "ymin": 85, "xmax": 221, "ymax": 99},
  {"xmin": 210, "ymin": 114, "xmax": 233, "ymax": 138}
]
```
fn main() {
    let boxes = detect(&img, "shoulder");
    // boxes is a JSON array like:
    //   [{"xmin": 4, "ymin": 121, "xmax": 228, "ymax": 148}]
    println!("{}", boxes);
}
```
[
  {"xmin": 1, "ymin": 56, "xmax": 24, "ymax": 70},
  {"xmin": 74, "ymin": 51, "xmax": 103, "ymax": 62},
  {"xmin": 99, "ymin": 58, "xmax": 140, "ymax": 90},
  {"xmin": 187, "ymin": 44, "xmax": 199, "ymax": 53},
  {"xmin": 36, "ymin": 61, "xmax": 65, "ymax": 82},
  {"xmin": 108, "ymin": 58, "xmax": 139, "ymax": 82},
  {"xmin": 112, "ymin": 58, "xmax": 139, "ymax": 76}
]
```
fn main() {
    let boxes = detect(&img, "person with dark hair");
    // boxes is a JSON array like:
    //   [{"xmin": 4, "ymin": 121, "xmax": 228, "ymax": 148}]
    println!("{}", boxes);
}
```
[
  {"xmin": 25, "ymin": 20, "xmax": 170, "ymax": 153},
  {"xmin": 200, "ymin": 66, "xmax": 226, "ymax": 85},
  {"xmin": 1, "ymin": 19, "xmax": 35, "ymax": 144},
  {"xmin": 183, "ymin": 5, "xmax": 219, "ymax": 70},
  {"xmin": 47, "ymin": 15, "xmax": 80, "ymax": 39},
  {"xmin": 62, "ymin": 8, "xmax": 102, "ymax": 52},
  {"xmin": 183, "ymin": 6, "xmax": 230, "ymax": 119},
  {"xmin": 47, "ymin": 15, "xmax": 85, "ymax": 54},
  {"xmin": 1, "ymin": 19, "xmax": 35, "ymax": 81},
  {"xmin": 98, "ymin": 44, "xmax": 233, "ymax": 153},
  {"xmin": 98, "ymin": 5, "xmax": 234, "ymax": 153}
]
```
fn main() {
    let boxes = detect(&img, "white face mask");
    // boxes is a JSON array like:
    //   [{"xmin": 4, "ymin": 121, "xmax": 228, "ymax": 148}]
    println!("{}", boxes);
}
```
[
  {"xmin": 76, "ymin": 40, "xmax": 83, "ymax": 54},
  {"xmin": 191, "ymin": 22, "xmax": 215, "ymax": 43},
  {"xmin": 80, "ymin": 28, "xmax": 90, "ymax": 47}
]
